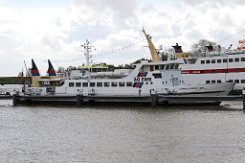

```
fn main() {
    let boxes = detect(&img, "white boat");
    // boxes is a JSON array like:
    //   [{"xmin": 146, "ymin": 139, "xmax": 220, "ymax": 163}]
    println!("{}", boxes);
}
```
[
  {"xmin": 178, "ymin": 42, "xmax": 245, "ymax": 90},
  {"xmin": 0, "ymin": 84, "xmax": 23, "ymax": 96},
  {"xmin": 29, "ymin": 59, "xmax": 234, "ymax": 99},
  {"xmin": 142, "ymin": 28, "xmax": 245, "ymax": 90},
  {"xmin": 23, "ymin": 35, "xmax": 234, "ymax": 104}
]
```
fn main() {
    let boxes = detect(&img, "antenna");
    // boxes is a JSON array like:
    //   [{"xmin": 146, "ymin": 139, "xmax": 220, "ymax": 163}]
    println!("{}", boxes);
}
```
[
  {"xmin": 24, "ymin": 60, "xmax": 30, "ymax": 77},
  {"xmin": 81, "ymin": 40, "xmax": 96, "ymax": 67}
]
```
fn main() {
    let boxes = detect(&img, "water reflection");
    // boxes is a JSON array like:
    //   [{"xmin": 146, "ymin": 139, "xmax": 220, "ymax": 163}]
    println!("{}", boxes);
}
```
[{"xmin": 0, "ymin": 99, "xmax": 245, "ymax": 162}]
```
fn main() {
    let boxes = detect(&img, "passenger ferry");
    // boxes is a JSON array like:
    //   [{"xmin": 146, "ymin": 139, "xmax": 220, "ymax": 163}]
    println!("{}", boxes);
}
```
[
  {"xmin": 55, "ymin": 60, "xmax": 233, "ymax": 96},
  {"xmin": 23, "ymin": 33, "xmax": 234, "ymax": 100},
  {"xmin": 27, "ymin": 58, "xmax": 233, "ymax": 99},
  {"xmin": 142, "ymin": 28, "xmax": 245, "ymax": 90},
  {"xmin": 176, "ymin": 42, "xmax": 245, "ymax": 90}
]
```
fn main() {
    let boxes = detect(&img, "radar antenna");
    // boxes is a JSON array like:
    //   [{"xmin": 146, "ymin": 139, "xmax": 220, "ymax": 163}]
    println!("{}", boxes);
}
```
[{"xmin": 81, "ymin": 40, "xmax": 96, "ymax": 66}]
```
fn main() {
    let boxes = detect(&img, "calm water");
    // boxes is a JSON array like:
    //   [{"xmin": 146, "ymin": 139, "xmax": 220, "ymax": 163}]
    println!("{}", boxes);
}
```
[{"xmin": 1, "ymin": 100, "xmax": 245, "ymax": 163}]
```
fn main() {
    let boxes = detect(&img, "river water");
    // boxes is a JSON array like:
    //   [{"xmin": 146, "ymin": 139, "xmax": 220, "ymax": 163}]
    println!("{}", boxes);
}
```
[{"xmin": 0, "ymin": 100, "xmax": 245, "ymax": 163}]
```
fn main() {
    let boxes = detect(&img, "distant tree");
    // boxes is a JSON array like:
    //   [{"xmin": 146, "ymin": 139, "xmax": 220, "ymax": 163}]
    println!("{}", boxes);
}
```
[
  {"xmin": 124, "ymin": 64, "xmax": 134, "ymax": 69},
  {"xmin": 191, "ymin": 39, "xmax": 218, "ymax": 57},
  {"xmin": 107, "ymin": 64, "xmax": 115, "ymax": 71},
  {"xmin": 132, "ymin": 58, "xmax": 150, "ymax": 64}
]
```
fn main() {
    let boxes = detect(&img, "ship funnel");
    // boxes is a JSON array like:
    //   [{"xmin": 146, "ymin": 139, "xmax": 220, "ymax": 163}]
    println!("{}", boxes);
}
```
[
  {"xmin": 47, "ymin": 59, "xmax": 56, "ymax": 76},
  {"xmin": 172, "ymin": 43, "xmax": 189, "ymax": 59},
  {"xmin": 30, "ymin": 59, "xmax": 41, "ymax": 87},
  {"xmin": 172, "ymin": 43, "xmax": 183, "ymax": 53},
  {"xmin": 31, "ymin": 59, "xmax": 40, "ymax": 76}
]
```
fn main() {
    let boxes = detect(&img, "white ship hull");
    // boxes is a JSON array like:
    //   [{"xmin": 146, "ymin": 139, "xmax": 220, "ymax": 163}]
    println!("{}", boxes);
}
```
[
  {"xmin": 52, "ymin": 61, "xmax": 233, "ymax": 98},
  {"xmin": 179, "ymin": 52, "xmax": 245, "ymax": 90}
]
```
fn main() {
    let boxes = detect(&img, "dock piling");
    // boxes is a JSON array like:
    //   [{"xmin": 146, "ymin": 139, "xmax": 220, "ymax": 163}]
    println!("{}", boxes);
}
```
[
  {"xmin": 151, "ymin": 94, "xmax": 157, "ymax": 107},
  {"xmin": 13, "ymin": 94, "xmax": 17, "ymax": 106},
  {"xmin": 76, "ymin": 94, "xmax": 82, "ymax": 106}
]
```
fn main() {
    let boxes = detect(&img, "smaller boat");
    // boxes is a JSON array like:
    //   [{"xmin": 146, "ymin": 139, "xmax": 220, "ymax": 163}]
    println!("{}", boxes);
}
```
[{"xmin": 0, "ymin": 84, "xmax": 23, "ymax": 96}]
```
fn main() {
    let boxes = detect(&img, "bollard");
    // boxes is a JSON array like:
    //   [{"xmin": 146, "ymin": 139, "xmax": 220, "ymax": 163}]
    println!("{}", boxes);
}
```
[
  {"xmin": 76, "ymin": 94, "xmax": 81, "ymax": 106},
  {"xmin": 76, "ymin": 94, "xmax": 84, "ymax": 106},
  {"xmin": 151, "ymin": 93, "xmax": 157, "ymax": 107},
  {"xmin": 13, "ymin": 94, "xmax": 17, "ymax": 106}
]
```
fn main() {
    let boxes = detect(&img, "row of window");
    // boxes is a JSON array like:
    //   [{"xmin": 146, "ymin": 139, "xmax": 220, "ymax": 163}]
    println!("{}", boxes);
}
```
[
  {"xmin": 228, "ymin": 79, "xmax": 245, "ymax": 84},
  {"xmin": 201, "ymin": 57, "xmax": 245, "ymax": 64},
  {"xmin": 206, "ymin": 79, "xmax": 245, "ymax": 84},
  {"xmin": 206, "ymin": 80, "xmax": 222, "ymax": 84},
  {"xmin": 154, "ymin": 64, "xmax": 179, "ymax": 70},
  {"xmin": 69, "ymin": 81, "xmax": 135, "ymax": 88}
]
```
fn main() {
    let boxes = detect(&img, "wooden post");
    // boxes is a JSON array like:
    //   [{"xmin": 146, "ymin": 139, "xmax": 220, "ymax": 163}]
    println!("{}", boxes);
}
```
[
  {"xmin": 76, "ymin": 94, "xmax": 81, "ymax": 106},
  {"xmin": 13, "ymin": 94, "xmax": 17, "ymax": 106},
  {"xmin": 151, "ymin": 93, "xmax": 157, "ymax": 107}
]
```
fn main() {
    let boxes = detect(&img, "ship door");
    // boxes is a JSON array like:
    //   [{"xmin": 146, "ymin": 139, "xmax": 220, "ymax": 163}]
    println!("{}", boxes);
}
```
[
  {"xmin": 161, "ymin": 88, "xmax": 164, "ymax": 94},
  {"xmin": 150, "ymin": 65, "xmax": 154, "ymax": 71},
  {"xmin": 172, "ymin": 77, "xmax": 179, "ymax": 86}
]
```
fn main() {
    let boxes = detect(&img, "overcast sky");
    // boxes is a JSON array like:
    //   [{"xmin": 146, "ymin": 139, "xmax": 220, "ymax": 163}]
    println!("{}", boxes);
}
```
[{"xmin": 0, "ymin": 0, "xmax": 245, "ymax": 76}]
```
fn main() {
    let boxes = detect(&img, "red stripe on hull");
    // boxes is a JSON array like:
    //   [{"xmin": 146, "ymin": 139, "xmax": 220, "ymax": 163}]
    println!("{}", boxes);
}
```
[{"xmin": 181, "ymin": 68, "xmax": 245, "ymax": 74}]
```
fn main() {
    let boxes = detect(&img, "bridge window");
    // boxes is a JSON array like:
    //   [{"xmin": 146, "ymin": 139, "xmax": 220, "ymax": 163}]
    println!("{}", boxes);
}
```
[
  {"xmin": 119, "ymin": 82, "xmax": 125, "ymax": 87},
  {"xmin": 174, "ymin": 64, "xmax": 179, "ymax": 69},
  {"xmin": 82, "ymin": 82, "xmax": 88, "ymax": 87},
  {"xmin": 229, "ymin": 58, "xmax": 233, "ymax": 62},
  {"xmin": 76, "ymin": 82, "xmax": 81, "ymax": 87},
  {"xmin": 206, "ymin": 60, "xmax": 210, "ymax": 64},
  {"xmin": 211, "ymin": 80, "xmax": 215, "ymax": 84},
  {"xmin": 235, "ymin": 80, "xmax": 239, "ymax": 83},
  {"xmin": 111, "ymin": 82, "xmax": 117, "ymax": 87},
  {"xmin": 69, "ymin": 82, "xmax": 74, "ymax": 87},
  {"xmin": 104, "ymin": 82, "xmax": 110, "ymax": 87},
  {"xmin": 170, "ymin": 64, "xmax": 175, "ymax": 69},
  {"xmin": 217, "ymin": 80, "xmax": 221, "ymax": 83},
  {"xmin": 211, "ymin": 59, "xmax": 216, "ymax": 63},
  {"xmin": 241, "ymin": 80, "xmax": 245, "ymax": 83},
  {"xmin": 235, "ymin": 58, "xmax": 240, "ymax": 62},
  {"xmin": 90, "ymin": 82, "xmax": 95, "ymax": 87},
  {"xmin": 206, "ymin": 80, "xmax": 210, "ymax": 84},
  {"xmin": 217, "ymin": 59, "xmax": 221, "ymax": 63},
  {"xmin": 155, "ymin": 65, "xmax": 159, "ymax": 70},
  {"xmin": 160, "ymin": 65, "xmax": 165, "ymax": 69},
  {"xmin": 153, "ymin": 73, "xmax": 162, "ymax": 79},
  {"xmin": 223, "ymin": 58, "xmax": 227, "ymax": 63},
  {"xmin": 201, "ymin": 60, "xmax": 205, "ymax": 64},
  {"xmin": 241, "ymin": 57, "xmax": 245, "ymax": 62},
  {"xmin": 150, "ymin": 65, "xmax": 154, "ymax": 71},
  {"xmin": 127, "ymin": 82, "xmax": 132, "ymax": 87},
  {"xmin": 97, "ymin": 82, "xmax": 102, "ymax": 87}
]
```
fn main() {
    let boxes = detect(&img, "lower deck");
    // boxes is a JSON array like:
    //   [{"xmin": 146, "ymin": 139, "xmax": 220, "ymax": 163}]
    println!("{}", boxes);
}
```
[{"xmin": 12, "ymin": 94, "xmax": 242, "ymax": 107}]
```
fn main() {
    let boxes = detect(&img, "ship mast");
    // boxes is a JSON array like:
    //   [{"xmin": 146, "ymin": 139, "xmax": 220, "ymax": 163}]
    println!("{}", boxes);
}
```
[
  {"xmin": 142, "ymin": 28, "xmax": 161, "ymax": 62},
  {"xmin": 81, "ymin": 40, "xmax": 95, "ymax": 67}
]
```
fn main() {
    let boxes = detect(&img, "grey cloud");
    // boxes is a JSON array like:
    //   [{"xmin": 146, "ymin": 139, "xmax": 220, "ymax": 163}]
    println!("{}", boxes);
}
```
[
  {"xmin": 184, "ymin": 0, "xmax": 245, "ymax": 6},
  {"xmin": 73, "ymin": 0, "xmax": 137, "ymax": 19}
]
